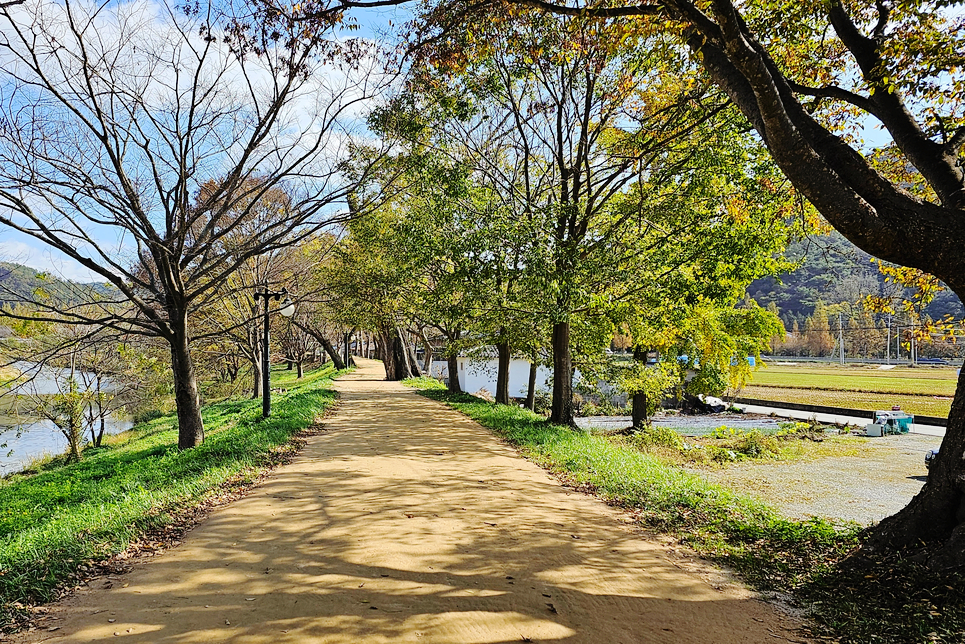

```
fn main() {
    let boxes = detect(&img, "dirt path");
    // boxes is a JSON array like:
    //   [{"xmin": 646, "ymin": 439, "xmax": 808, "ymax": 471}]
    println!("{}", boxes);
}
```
[{"xmin": 15, "ymin": 359, "xmax": 810, "ymax": 643}]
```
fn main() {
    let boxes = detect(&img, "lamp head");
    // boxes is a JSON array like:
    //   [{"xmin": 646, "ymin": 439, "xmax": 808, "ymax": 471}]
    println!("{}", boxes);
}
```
[{"xmin": 280, "ymin": 298, "xmax": 296, "ymax": 318}]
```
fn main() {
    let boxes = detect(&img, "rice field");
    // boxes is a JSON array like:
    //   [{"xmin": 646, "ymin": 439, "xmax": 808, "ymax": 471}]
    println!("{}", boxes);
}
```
[{"xmin": 739, "ymin": 363, "xmax": 959, "ymax": 418}]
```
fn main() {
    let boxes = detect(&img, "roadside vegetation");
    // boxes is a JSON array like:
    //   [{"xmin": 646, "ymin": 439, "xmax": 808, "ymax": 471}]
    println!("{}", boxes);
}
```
[
  {"xmin": 0, "ymin": 365, "xmax": 342, "ymax": 630},
  {"xmin": 406, "ymin": 379, "xmax": 965, "ymax": 643},
  {"xmin": 628, "ymin": 421, "xmax": 864, "ymax": 466}
]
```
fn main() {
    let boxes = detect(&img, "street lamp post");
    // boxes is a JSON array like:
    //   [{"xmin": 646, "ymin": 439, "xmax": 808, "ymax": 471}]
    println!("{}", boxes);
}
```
[{"xmin": 253, "ymin": 287, "xmax": 296, "ymax": 418}]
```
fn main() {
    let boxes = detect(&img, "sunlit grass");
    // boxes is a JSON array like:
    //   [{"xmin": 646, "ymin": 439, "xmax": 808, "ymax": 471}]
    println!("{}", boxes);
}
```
[{"xmin": 0, "ymin": 365, "xmax": 341, "ymax": 624}]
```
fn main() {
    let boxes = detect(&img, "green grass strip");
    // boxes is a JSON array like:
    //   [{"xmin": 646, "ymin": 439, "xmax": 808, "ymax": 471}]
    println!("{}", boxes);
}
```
[{"xmin": 0, "ymin": 365, "xmax": 342, "ymax": 622}]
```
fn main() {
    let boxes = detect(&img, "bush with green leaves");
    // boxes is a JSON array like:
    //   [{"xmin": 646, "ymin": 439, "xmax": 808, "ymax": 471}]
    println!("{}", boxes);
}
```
[{"xmin": 629, "ymin": 424, "xmax": 684, "ymax": 450}]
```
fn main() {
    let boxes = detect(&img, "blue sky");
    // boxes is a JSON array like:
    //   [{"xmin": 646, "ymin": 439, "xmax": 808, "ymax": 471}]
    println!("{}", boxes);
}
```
[{"xmin": 0, "ymin": 1, "xmax": 414, "ymax": 283}]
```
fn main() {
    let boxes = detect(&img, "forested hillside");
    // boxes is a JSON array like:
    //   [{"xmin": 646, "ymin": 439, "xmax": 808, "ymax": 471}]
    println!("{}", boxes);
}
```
[
  {"xmin": 748, "ymin": 232, "xmax": 965, "ymax": 330},
  {"xmin": 0, "ymin": 261, "xmax": 114, "ymax": 306}
]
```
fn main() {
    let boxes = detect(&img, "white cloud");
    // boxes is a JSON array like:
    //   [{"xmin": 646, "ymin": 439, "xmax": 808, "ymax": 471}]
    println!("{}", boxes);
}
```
[{"xmin": 0, "ymin": 236, "xmax": 101, "ymax": 282}]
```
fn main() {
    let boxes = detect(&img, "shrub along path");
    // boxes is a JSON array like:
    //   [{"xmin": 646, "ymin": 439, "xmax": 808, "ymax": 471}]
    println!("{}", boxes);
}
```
[{"xmin": 16, "ymin": 359, "xmax": 809, "ymax": 643}]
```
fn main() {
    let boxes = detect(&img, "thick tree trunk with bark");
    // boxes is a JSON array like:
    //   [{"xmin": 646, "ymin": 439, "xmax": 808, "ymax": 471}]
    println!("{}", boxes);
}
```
[
  {"xmin": 402, "ymin": 329, "xmax": 422, "ymax": 377},
  {"xmin": 863, "ymin": 364, "xmax": 965, "ymax": 568},
  {"xmin": 495, "ymin": 338, "xmax": 511, "ymax": 405},
  {"xmin": 665, "ymin": 0, "xmax": 965, "ymax": 567},
  {"xmin": 380, "ymin": 325, "xmax": 415, "ymax": 380},
  {"xmin": 170, "ymin": 316, "xmax": 204, "ymax": 449},
  {"xmin": 550, "ymin": 321, "xmax": 575, "ymax": 426},
  {"xmin": 297, "ymin": 361, "xmax": 304, "ymax": 379},
  {"xmin": 447, "ymin": 353, "xmax": 462, "ymax": 393}
]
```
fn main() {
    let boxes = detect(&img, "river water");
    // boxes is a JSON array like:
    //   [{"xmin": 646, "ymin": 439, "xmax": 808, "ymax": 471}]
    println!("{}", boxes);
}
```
[{"xmin": 0, "ymin": 363, "xmax": 133, "ymax": 475}]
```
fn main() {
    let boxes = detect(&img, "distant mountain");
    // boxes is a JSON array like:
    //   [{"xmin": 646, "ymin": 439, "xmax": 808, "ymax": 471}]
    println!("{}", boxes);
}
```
[
  {"xmin": 0, "ymin": 261, "xmax": 117, "ymax": 306},
  {"xmin": 748, "ymin": 231, "xmax": 964, "ymax": 326}
]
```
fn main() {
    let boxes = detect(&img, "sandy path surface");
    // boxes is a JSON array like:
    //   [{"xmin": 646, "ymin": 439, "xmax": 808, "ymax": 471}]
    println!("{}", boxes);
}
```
[{"xmin": 15, "ymin": 359, "xmax": 810, "ymax": 644}]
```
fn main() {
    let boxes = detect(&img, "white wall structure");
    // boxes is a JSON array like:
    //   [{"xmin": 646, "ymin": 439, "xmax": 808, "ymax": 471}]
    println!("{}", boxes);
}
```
[{"xmin": 429, "ymin": 357, "xmax": 552, "ymax": 398}]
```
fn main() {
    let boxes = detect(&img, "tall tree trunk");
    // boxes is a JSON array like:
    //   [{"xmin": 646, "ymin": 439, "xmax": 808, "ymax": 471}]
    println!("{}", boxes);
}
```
[
  {"xmin": 251, "ymin": 327, "xmax": 262, "ymax": 399},
  {"xmin": 320, "ymin": 335, "xmax": 346, "ymax": 370},
  {"xmin": 420, "ymin": 328, "xmax": 434, "ymax": 373},
  {"xmin": 296, "ymin": 361, "xmax": 304, "ymax": 378},
  {"xmin": 447, "ymin": 352, "xmax": 462, "ymax": 393},
  {"xmin": 631, "ymin": 347, "xmax": 649, "ymax": 428},
  {"xmin": 550, "ymin": 321, "xmax": 575, "ymax": 426},
  {"xmin": 379, "ymin": 326, "xmax": 399, "ymax": 379},
  {"xmin": 252, "ymin": 357, "xmax": 262, "ymax": 399},
  {"xmin": 381, "ymin": 325, "xmax": 414, "ymax": 380},
  {"xmin": 495, "ymin": 336, "xmax": 511, "ymax": 405},
  {"xmin": 865, "ymin": 363, "xmax": 965, "ymax": 569},
  {"xmin": 94, "ymin": 375, "xmax": 106, "ymax": 447},
  {"xmin": 403, "ymin": 329, "xmax": 422, "ymax": 377},
  {"xmin": 170, "ymin": 316, "xmax": 205, "ymax": 449},
  {"xmin": 526, "ymin": 359, "xmax": 538, "ymax": 411},
  {"xmin": 391, "ymin": 328, "xmax": 413, "ymax": 380},
  {"xmin": 68, "ymin": 414, "xmax": 82, "ymax": 463},
  {"xmin": 97, "ymin": 412, "xmax": 106, "ymax": 448},
  {"xmin": 345, "ymin": 328, "xmax": 358, "ymax": 368},
  {"xmin": 445, "ymin": 328, "xmax": 462, "ymax": 393}
]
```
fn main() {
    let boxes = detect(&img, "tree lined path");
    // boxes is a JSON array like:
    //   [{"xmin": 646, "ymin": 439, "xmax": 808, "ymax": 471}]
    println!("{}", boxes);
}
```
[{"xmin": 17, "ymin": 359, "xmax": 807, "ymax": 643}]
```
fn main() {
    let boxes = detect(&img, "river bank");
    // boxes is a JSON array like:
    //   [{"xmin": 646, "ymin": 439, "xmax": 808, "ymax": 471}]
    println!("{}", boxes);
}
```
[{"xmin": 0, "ymin": 362, "xmax": 134, "ymax": 475}]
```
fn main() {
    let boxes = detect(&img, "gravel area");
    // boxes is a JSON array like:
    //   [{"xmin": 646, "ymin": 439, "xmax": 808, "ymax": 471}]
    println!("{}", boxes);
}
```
[
  {"xmin": 577, "ymin": 411, "xmax": 791, "ymax": 435},
  {"xmin": 691, "ymin": 433, "xmax": 943, "ymax": 525},
  {"xmin": 578, "ymin": 412, "xmax": 946, "ymax": 526}
]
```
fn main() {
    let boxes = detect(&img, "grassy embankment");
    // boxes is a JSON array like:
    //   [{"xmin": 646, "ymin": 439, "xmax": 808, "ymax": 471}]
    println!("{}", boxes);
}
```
[
  {"xmin": 743, "ymin": 363, "xmax": 958, "ymax": 417},
  {"xmin": 404, "ymin": 376, "xmax": 965, "ymax": 644},
  {"xmin": 0, "ymin": 366, "xmax": 18, "ymax": 385},
  {"xmin": 0, "ymin": 364, "xmax": 342, "ymax": 629}
]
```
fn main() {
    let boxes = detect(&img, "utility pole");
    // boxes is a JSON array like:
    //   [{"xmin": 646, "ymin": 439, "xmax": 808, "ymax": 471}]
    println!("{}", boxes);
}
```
[
  {"xmin": 886, "ymin": 315, "xmax": 891, "ymax": 365},
  {"xmin": 839, "ymin": 312, "xmax": 845, "ymax": 365},
  {"xmin": 912, "ymin": 320, "xmax": 917, "ymax": 365}
]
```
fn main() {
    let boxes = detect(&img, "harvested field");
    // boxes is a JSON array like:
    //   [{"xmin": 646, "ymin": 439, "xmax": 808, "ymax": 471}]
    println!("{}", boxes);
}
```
[
  {"xmin": 739, "ymin": 363, "xmax": 958, "ymax": 418},
  {"xmin": 739, "ymin": 385, "xmax": 953, "ymax": 417}
]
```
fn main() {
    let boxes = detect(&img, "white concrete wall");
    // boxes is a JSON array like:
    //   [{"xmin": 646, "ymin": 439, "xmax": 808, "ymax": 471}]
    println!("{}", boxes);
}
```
[
  {"xmin": 460, "ymin": 357, "xmax": 552, "ymax": 397},
  {"xmin": 429, "ymin": 360, "xmax": 449, "ymax": 380},
  {"xmin": 429, "ymin": 357, "xmax": 551, "ymax": 398}
]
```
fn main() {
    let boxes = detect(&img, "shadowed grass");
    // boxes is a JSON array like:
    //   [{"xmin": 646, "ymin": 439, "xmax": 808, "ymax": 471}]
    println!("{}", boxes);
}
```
[{"xmin": 0, "ymin": 365, "xmax": 342, "ymax": 626}]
